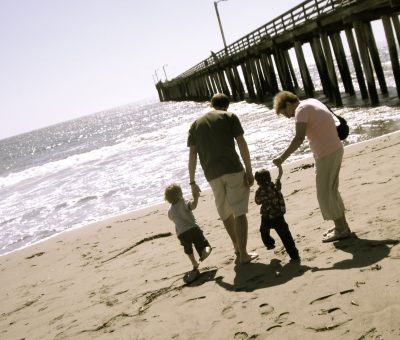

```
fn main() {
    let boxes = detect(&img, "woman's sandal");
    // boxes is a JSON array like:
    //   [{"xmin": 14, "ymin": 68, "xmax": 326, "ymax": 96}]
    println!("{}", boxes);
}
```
[
  {"xmin": 322, "ymin": 227, "xmax": 351, "ymax": 242},
  {"xmin": 323, "ymin": 227, "xmax": 335, "ymax": 236}
]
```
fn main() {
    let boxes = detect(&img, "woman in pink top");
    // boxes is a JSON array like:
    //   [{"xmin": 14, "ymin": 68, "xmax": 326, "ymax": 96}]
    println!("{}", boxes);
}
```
[{"xmin": 272, "ymin": 91, "xmax": 351, "ymax": 242}]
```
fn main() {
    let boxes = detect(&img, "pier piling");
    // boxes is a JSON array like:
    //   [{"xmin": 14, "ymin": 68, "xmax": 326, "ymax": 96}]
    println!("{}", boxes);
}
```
[{"xmin": 157, "ymin": 0, "xmax": 400, "ymax": 106}]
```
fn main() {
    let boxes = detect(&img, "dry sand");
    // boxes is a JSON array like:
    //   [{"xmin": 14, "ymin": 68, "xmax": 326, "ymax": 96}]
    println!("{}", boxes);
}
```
[{"xmin": 1, "ymin": 131, "xmax": 399, "ymax": 340}]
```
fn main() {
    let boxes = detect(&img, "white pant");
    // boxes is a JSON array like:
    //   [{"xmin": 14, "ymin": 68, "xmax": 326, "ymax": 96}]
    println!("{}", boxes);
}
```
[
  {"xmin": 315, "ymin": 147, "xmax": 345, "ymax": 220},
  {"xmin": 209, "ymin": 171, "xmax": 250, "ymax": 221}
]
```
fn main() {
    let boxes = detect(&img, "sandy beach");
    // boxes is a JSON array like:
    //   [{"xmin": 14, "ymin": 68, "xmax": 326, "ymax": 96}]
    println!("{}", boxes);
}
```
[{"xmin": 1, "ymin": 131, "xmax": 399, "ymax": 340}]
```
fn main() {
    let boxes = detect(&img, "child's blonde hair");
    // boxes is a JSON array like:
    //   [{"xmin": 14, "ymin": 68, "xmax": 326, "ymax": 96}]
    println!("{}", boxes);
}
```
[{"xmin": 164, "ymin": 183, "xmax": 183, "ymax": 204}]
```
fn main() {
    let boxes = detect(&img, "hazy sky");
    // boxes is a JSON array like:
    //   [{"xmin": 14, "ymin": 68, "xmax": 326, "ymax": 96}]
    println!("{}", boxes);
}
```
[{"xmin": 0, "ymin": 0, "xmax": 386, "ymax": 139}]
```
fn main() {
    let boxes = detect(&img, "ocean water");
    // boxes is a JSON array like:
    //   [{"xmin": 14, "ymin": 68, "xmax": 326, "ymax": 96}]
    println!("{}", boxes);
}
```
[{"xmin": 1, "ymin": 51, "xmax": 400, "ymax": 256}]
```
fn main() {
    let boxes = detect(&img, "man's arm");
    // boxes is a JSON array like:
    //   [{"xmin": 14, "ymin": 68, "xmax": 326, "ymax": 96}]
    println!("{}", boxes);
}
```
[
  {"xmin": 236, "ymin": 134, "xmax": 254, "ymax": 187},
  {"xmin": 188, "ymin": 145, "xmax": 201, "ymax": 196},
  {"xmin": 273, "ymin": 122, "xmax": 306, "ymax": 166}
]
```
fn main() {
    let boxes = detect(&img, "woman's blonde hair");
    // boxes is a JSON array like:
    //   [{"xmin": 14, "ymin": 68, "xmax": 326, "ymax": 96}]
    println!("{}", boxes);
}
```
[
  {"xmin": 273, "ymin": 91, "xmax": 299, "ymax": 114},
  {"xmin": 164, "ymin": 183, "xmax": 182, "ymax": 204}
]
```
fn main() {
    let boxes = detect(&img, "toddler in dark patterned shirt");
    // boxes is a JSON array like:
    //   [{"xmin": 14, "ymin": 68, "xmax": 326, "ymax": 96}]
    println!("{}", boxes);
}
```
[{"xmin": 254, "ymin": 165, "xmax": 299, "ymax": 261}]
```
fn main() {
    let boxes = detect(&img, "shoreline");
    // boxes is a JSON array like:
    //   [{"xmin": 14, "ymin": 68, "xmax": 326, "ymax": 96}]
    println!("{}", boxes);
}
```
[
  {"xmin": 1, "ymin": 99, "xmax": 400, "ymax": 257},
  {"xmin": 1, "ymin": 130, "xmax": 399, "ymax": 258},
  {"xmin": 0, "ymin": 130, "xmax": 400, "ymax": 257},
  {"xmin": 0, "ymin": 201, "xmax": 169, "ymax": 258},
  {"xmin": 1, "ymin": 131, "xmax": 399, "ymax": 339}
]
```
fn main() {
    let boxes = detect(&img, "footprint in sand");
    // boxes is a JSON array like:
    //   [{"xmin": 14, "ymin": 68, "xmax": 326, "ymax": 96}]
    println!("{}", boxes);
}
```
[
  {"xmin": 25, "ymin": 252, "xmax": 45, "ymax": 259},
  {"xmin": 266, "ymin": 324, "xmax": 282, "ymax": 331},
  {"xmin": 49, "ymin": 313, "xmax": 64, "ymax": 325},
  {"xmin": 222, "ymin": 255, "xmax": 235, "ymax": 265},
  {"xmin": 305, "ymin": 290, "xmax": 355, "ymax": 332},
  {"xmin": 221, "ymin": 305, "xmax": 236, "ymax": 319},
  {"xmin": 274, "ymin": 311, "xmax": 290, "ymax": 324},
  {"xmin": 357, "ymin": 327, "xmax": 383, "ymax": 339},
  {"xmin": 307, "ymin": 307, "xmax": 352, "ymax": 332},
  {"xmin": 103, "ymin": 297, "xmax": 119, "ymax": 307},
  {"xmin": 259, "ymin": 303, "xmax": 274, "ymax": 316},
  {"xmin": 234, "ymin": 331, "xmax": 251, "ymax": 339}
]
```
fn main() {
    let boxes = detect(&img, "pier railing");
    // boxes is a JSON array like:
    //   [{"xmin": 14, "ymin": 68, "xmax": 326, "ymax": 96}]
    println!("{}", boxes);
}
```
[
  {"xmin": 157, "ymin": 0, "xmax": 400, "ymax": 106},
  {"xmin": 178, "ymin": 0, "xmax": 350, "ymax": 79}
]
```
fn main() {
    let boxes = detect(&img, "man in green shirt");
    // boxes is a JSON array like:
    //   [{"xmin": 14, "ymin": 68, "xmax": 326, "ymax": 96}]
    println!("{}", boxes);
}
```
[{"xmin": 188, "ymin": 93, "xmax": 258, "ymax": 264}]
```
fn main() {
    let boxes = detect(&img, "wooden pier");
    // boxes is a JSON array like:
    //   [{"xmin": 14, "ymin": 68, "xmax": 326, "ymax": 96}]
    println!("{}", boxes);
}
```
[{"xmin": 156, "ymin": 0, "xmax": 400, "ymax": 106}]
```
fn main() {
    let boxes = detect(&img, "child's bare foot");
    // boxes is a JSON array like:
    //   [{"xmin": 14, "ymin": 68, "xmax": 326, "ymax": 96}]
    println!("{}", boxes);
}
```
[
  {"xmin": 183, "ymin": 267, "xmax": 201, "ymax": 284},
  {"xmin": 200, "ymin": 246, "xmax": 212, "ymax": 261}
]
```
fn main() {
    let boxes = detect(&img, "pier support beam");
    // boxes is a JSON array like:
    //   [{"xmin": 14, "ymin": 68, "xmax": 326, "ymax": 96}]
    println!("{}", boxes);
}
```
[
  {"xmin": 218, "ymin": 70, "xmax": 230, "ymax": 96},
  {"xmin": 330, "ymin": 32, "xmax": 355, "ymax": 95},
  {"xmin": 257, "ymin": 57, "xmax": 271, "ymax": 96},
  {"xmin": 310, "ymin": 36, "xmax": 332, "ymax": 98},
  {"xmin": 285, "ymin": 50, "xmax": 299, "ymax": 89},
  {"xmin": 224, "ymin": 66, "xmax": 238, "ymax": 100},
  {"xmin": 211, "ymin": 73, "xmax": 223, "ymax": 93},
  {"xmin": 345, "ymin": 27, "xmax": 369, "ymax": 99},
  {"xmin": 232, "ymin": 65, "xmax": 245, "ymax": 100},
  {"xmin": 365, "ymin": 22, "xmax": 388, "ymax": 94},
  {"xmin": 248, "ymin": 57, "xmax": 264, "ymax": 101},
  {"xmin": 260, "ymin": 53, "xmax": 279, "ymax": 95},
  {"xmin": 241, "ymin": 63, "xmax": 256, "ymax": 100},
  {"xmin": 382, "ymin": 15, "xmax": 400, "ymax": 97},
  {"xmin": 321, "ymin": 32, "xmax": 342, "ymax": 106},
  {"xmin": 157, "ymin": 3, "xmax": 400, "ymax": 104},
  {"xmin": 273, "ymin": 46, "xmax": 294, "ymax": 92},
  {"xmin": 392, "ymin": 14, "xmax": 400, "ymax": 46},
  {"xmin": 255, "ymin": 58, "xmax": 269, "ymax": 97},
  {"xmin": 205, "ymin": 74, "xmax": 214, "ymax": 97},
  {"xmin": 294, "ymin": 41, "xmax": 314, "ymax": 97},
  {"xmin": 353, "ymin": 21, "xmax": 379, "ymax": 105}
]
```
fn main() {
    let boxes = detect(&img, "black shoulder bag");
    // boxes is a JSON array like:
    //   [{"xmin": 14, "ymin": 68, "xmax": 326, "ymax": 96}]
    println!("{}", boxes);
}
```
[{"xmin": 327, "ymin": 106, "xmax": 349, "ymax": 140}]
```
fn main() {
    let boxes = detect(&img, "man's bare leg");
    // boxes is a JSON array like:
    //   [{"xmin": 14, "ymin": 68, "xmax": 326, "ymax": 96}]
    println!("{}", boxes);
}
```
[
  {"xmin": 235, "ymin": 214, "xmax": 258, "ymax": 263},
  {"xmin": 223, "ymin": 214, "xmax": 239, "ymax": 254}
]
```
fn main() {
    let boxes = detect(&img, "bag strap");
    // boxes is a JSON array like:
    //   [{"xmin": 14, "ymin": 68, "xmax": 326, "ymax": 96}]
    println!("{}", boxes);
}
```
[
  {"xmin": 325, "ymin": 104, "xmax": 339, "ymax": 118},
  {"xmin": 325, "ymin": 105, "xmax": 347, "ymax": 124}
]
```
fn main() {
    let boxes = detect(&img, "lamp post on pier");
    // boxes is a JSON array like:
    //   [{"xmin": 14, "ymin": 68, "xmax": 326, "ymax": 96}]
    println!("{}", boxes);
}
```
[
  {"xmin": 154, "ymin": 69, "xmax": 160, "ymax": 83},
  {"xmin": 214, "ymin": 0, "xmax": 228, "ymax": 54},
  {"xmin": 162, "ymin": 64, "xmax": 168, "ymax": 81}
]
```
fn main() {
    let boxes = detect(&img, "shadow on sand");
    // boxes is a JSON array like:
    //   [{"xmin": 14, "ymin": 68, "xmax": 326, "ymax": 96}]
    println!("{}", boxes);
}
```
[
  {"xmin": 312, "ymin": 233, "xmax": 399, "ymax": 272},
  {"xmin": 215, "ymin": 258, "xmax": 310, "ymax": 292},
  {"xmin": 185, "ymin": 268, "xmax": 219, "ymax": 287}
]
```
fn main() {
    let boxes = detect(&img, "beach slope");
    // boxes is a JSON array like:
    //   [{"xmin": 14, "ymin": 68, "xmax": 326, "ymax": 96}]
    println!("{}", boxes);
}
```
[{"xmin": 1, "ymin": 132, "xmax": 399, "ymax": 340}]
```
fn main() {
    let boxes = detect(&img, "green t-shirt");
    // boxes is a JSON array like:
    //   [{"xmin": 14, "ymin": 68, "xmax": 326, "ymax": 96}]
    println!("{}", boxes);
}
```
[{"xmin": 187, "ymin": 110, "xmax": 244, "ymax": 181}]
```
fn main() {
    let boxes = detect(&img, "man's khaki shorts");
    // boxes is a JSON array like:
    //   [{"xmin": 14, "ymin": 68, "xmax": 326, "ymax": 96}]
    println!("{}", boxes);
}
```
[{"xmin": 209, "ymin": 171, "xmax": 250, "ymax": 221}]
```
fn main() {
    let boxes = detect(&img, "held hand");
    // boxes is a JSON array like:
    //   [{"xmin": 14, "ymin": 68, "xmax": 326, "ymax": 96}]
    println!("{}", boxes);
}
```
[
  {"xmin": 273, "ymin": 157, "xmax": 283, "ymax": 166},
  {"xmin": 191, "ymin": 183, "xmax": 201, "ymax": 197},
  {"xmin": 192, "ymin": 190, "xmax": 200, "ymax": 199},
  {"xmin": 244, "ymin": 171, "xmax": 254, "ymax": 187}
]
